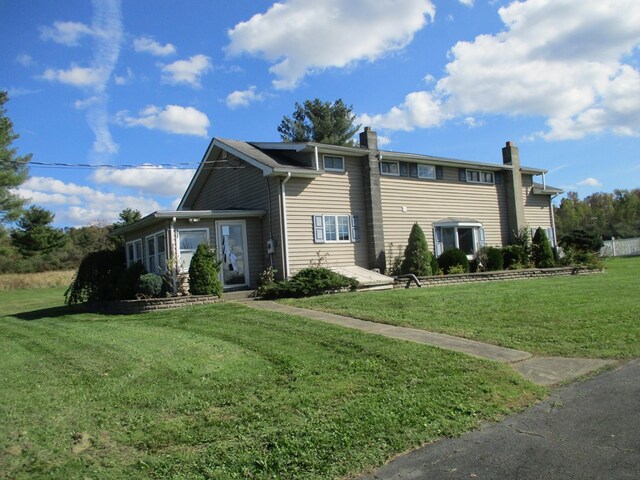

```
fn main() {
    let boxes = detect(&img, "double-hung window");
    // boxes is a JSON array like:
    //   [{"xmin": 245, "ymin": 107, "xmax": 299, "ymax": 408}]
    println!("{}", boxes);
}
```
[
  {"xmin": 465, "ymin": 169, "xmax": 494, "ymax": 184},
  {"xmin": 177, "ymin": 229, "xmax": 209, "ymax": 271},
  {"xmin": 313, "ymin": 214, "xmax": 359, "ymax": 243},
  {"xmin": 433, "ymin": 220, "xmax": 486, "ymax": 257},
  {"xmin": 323, "ymin": 155, "xmax": 345, "ymax": 172},
  {"xmin": 380, "ymin": 161, "xmax": 400, "ymax": 176},
  {"xmin": 126, "ymin": 239, "xmax": 143, "ymax": 267},
  {"xmin": 418, "ymin": 164, "xmax": 436, "ymax": 179},
  {"xmin": 146, "ymin": 231, "xmax": 167, "ymax": 274}
]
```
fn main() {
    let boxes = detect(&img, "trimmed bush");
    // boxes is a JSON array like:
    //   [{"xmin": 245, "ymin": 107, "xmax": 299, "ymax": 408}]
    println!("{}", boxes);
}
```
[
  {"xmin": 502, "ymin": 245, "xmax": 527, "ymax": 269},
  {"xmin": 400, "ymin": 223, "xmax": 433, "ymax": 276},
  {"xmin": 484, "ymin": 246, "xmax": 504, "ymax": 271},
  {"xmin": 437, "ymin": 248, "xmax": 470, "ymax": 274},
  {"xmin": 136, "ymin": 273, "xmax": 163, "ymax": 298},
  {"xmin": 65, "ymin": 249, "xmax": 125, "ymax": 305},
  {"xmin": 188, "ymin": 244, "xmax": 223, "ymax": 296},
  {"xmin": 532, "ymin": 227, "xmax": 555, "ymax": 268},
  {"xmin": 259, "ymin": 267, "xmax": 358, "ymax": 300}
]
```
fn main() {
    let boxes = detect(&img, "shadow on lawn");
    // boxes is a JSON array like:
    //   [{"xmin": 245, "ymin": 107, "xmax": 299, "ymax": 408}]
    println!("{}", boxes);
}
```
[{"xmin": 7, "ymin": 304, "xmax": 88, "ymax": 321}]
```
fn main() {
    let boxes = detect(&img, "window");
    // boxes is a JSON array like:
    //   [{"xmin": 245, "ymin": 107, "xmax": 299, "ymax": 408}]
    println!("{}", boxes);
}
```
[
  {"xmin": 433, "ymin": 221, "xmax": 486, "ymax": 257},
  {"xmin": 466, "ymin": 169, "xmax": 494, "ymax": 184},
  {"xmin": 418, "ymin": 164, "xmax": 436, "ymax": 179},
  {"xmin": 126, "ymin": 239, "xmax": 142, "ymax": 267},
  {"xmin": 323, "ymin": 155, "xmax": 344, "ymax": 172},
  {"xmin": 312, "ymin": 215, "xmax": 359, "ymax": 243},
  {"xmin": 380, "ymin": 161, "xmax": 399, "ymax": 176},
  {"xmin": 178, "ymin": 229, "xmax": 209, "ymax": 271},
  {"xmin": 146, "ymin": 232, "xmax": 167, "ymax": 274}
]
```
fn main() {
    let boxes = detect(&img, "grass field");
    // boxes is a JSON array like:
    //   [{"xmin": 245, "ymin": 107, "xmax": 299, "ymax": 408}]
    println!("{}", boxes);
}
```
[
  {"xmin": 0, "ymin": 290, "xmax": 543, "ymax": 479},
  {"xmin": 0, "ymin": 270, "xmax": 75, "ymax": 291},
  {"xmin": 287, "ymin": 257, "xmax": 640, "ymax": 359}
]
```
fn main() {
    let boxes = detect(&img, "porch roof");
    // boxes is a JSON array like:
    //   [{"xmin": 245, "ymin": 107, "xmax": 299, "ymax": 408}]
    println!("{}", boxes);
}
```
[{"xmin": 110, "ymin": 209, "xmax": 266, "ymax": 237}]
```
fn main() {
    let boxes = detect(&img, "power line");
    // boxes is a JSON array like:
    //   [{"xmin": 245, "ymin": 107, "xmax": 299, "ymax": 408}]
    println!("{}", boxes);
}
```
[{"xmin": 10, "ymin": 160, "xmax": 199, "ymax": 170}]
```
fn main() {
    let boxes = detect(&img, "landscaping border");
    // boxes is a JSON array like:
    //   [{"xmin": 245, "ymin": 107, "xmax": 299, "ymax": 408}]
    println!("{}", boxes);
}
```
[
  {"xmin": 81, "ymin": 295, "xmax": 222, "ymax": 315},
  {"xmin": 394, "ymin": 266, "xmax": 601, "ymax": 288}
]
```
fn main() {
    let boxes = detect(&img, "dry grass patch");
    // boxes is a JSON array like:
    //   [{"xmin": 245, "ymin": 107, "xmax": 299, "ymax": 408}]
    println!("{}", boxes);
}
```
[{"xmin": 0, "ymin": 270, "xmax": 75, "ymax": 290}]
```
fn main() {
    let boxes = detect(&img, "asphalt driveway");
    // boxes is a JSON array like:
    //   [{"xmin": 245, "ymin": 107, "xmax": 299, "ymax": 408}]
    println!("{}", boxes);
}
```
[{"xmin": 359, "ymin": 359, "xmax": 640, "ymax": 480}]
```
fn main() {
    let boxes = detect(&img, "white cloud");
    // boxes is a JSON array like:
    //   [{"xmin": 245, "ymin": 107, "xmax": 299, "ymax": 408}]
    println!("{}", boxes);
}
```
[
  {"xmin": 41, "ymin": 65, "xmax": 106, "ymax": 88},
  {"xmin": 226, "ymin": 86, "xmax": 264, "ymax": 109},
  {"xmin": 133, "ymin": 36, "xmax": 176, "ymax": 56},
  {"xmin": 16, "ymin": 176, "xmax": 164, "ymax": 227},
  {"xmin": 39, "ymin": 20, "xmax": 94, "ymax": 46},
  {"xmin": 462, "ymin": 116, "xmax": 485, "ymax": 128},
  {"xmin": 360, "ymin": 0, "xmax": 640, "ymax": 141},
  {"xmin": 16, "ymin": 54, "xmax": 34, "ymax": 67},
  {"xmin": 577, "ymin": 177, "xmax": 602, "ymax": 187},
  {"xmin": 226, "ymin": 0, "xmax": 435, "ymax": 90},
  {"xmin": 116, "ymin": 104, "xmax": 210, "ymax": 137},
  {"xmin": 91, "ymin": 166, "xmax": 195, "ymax": 197},
  {"xmin": 358, "ymin": 91, "xmax": 451, "ymax": 131},
  {"xmin": 161, "ymin": 54, "xmax": 212, "ymax": 88},
  {"xmin": 114, "ymin": 67, "xmax": 134, "ymax": 85},
  {"xmin": 459, "ymin": 0, "xmax": 474, "ymax": 6}
]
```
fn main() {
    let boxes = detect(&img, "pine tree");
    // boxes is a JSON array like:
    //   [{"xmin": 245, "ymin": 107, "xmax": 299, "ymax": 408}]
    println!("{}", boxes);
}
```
[
  {"xmin": 188, "ymin": 243, "xmax": 223, "ymax": 296},
  {"xmin": 0, "ymin": 91, "xmax": 31, "ymax": 225},
  {"xmin": 11, "ymin": 205, "xmax": 66, "ymax": 256},
  {"xmin": 532, "ymin": 227, "xmax": 555, "ymax": 268},
  {"xmin": 400, "ymin": 223, "xmax": 433, "ymax": 276}
]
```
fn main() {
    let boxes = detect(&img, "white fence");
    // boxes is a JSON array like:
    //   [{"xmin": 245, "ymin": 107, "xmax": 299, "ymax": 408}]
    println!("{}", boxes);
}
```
[{"xmin": 600, "ymin": 237, "xmax": 640, "ymax": 257}]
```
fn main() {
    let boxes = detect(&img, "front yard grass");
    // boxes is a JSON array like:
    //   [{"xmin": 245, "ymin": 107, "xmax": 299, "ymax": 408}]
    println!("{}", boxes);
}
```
[
  {"xmin": 1, "ymin": 294, "xmax": 543, "ymax": 479},
  {"xmin": 286, "ymin": 257, "xmax": 640, "ymax": 359}
]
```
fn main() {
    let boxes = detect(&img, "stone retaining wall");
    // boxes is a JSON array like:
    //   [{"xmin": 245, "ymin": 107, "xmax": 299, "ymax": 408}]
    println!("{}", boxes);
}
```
[
  {"xmin": 82, "ymin": 295, "xmax": 222, "ymax": 315},
  {"xmin": 394, "ymin": 266, "xmax": 600, "ymax": 289}
]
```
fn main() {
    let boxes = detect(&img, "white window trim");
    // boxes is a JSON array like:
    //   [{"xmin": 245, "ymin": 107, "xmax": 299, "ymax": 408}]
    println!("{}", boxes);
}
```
[
  {"xmin": 380, "ymin": 161, "xmax": 400, "ymax": 176},
  {"xmin": 126, "ymin": 239, "xmax": 143, "ymax": 267},
  {"xmin": 145, "ymin": 230, "xmax": 167, "ymax": 274},
  {"xmin": 466, "ymin": 169, "xmax": 495, "ymax": 184},
  {"xmin": 177, "ymin": 228, "xmax": 210, "ymax": 272},
  {"xmin": 314, "ymin": 214, "xmax": 356, "ymax": 243},
  {"xmin": 417, "ymin": 164, "xmax": 436, "ymax": 179},
  {"xmin": 433, "ymin": 221, "xmax": 486, "ymax": 258},
  {"xmin": 323, "ymin": 154, "xmax": 345, "ymax": 172}
]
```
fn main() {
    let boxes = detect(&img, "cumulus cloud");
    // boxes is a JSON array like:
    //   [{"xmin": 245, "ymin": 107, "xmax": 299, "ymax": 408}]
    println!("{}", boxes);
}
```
[
  {"xmin": 226, "ymin": 0, "xmax": 435, "ymax": 89},
  {"xmin": 458, "ymin": 0, "xmax": 474, "ymax": 6},
  {"xmin": 41, "ymin": 65, "xmax": 106, "ymax": 88},
  {"xmin": 358, "ymin": 91, "xmax": 451, "ymax": 131},
  {"xmin": 161, "ymin": 54, "xmax": 212, "ymax": 88},
  {"xmin": 16, "ymin": 54, "xmax": 34, "ymax": 67},
  {"xmin": 577, "ymin": 177, "xmax": 602, "ymax": 187},
  {"xmin": 91, "ymin": 166, "xmax": 195, "ymax": 197},
  {"xmin": 226, "ymin": 86, "xmax": 264, "ymax": 109},
  {"xmin": 116, "ymin": 104, "xmax": 210, "ymax": 137},
  {"xmin": 360, "ymin": 0, "xmax": 640, "ymax": 141},
  {"xmin": 39, "ymin": 20, "xmax": 94, "ymax": 46},
  {"xmin": 16, "ymin": 176, "xmax": 164, "ymax": 227},
  {"xmin": 133, "ymin": 36, "xmax": 176, "ymax": 56}
]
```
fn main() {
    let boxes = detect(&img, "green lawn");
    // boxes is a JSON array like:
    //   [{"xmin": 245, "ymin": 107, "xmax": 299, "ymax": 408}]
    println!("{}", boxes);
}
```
[
  {"xmin": 287, "ymin": 257, "xmax": 640, "ymax": 359},
  {"xmin": 1, "ymin": 292, "xmax": 543, "ymax": 479}
]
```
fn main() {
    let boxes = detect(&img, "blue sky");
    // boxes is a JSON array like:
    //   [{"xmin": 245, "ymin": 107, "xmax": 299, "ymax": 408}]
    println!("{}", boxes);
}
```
[{"xmin": 2, "ymin": 0, "xmax": 639, "ymax": 227}]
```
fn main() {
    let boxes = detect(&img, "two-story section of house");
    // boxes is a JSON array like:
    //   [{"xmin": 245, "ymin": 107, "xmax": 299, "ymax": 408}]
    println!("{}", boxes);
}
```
[{"xmin": 114, "ymin": 128, "xmax": 561, "ymax": 290}]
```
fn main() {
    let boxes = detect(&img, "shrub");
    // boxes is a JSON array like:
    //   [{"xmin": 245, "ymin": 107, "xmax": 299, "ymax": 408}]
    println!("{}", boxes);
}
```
[
  {"xmin": 65, "ymin": 249, "xmax": 126, "ymax": 305},
  {"xmin": 532, "ymin": 227, "xmax": 556, "ymax": 268},
  {"xmin": 511, "ymin": 227, "xmax": 532, "ymax": 267},
  {"xmin": 400, "ymin": 223, "xmax": 433, "ymax": 276},
  {"xmin": 437, "ymin": 248, "xmax": 470, "ymax": 274},
  {"xmin": 188, "ymin": 244, "xmax": 223, "ymax": 296},
  {"xmin": 559, "ymin": 228, "xmax": 604, "ymax": 253},
  {"xmin": 476, "ymin": 246, "xmax": 504, "ymax": 271},
  {"xmin": 502, "ymin": 245, "xmax": 527, "ymax": 269},
  {"xmin": 116, "ymin": 262, "xmax": 147, "ymax": 300},
  {"xmin": 259, "ymin": 267, "xmax": 357, "ymax": 300},
  {"xmin": 448, "ymin": 265, "xmax": 467, "ymax": 275},
  {"xmin": 136, "ymin": 273, "xmax": 163, "ymax": 298}
]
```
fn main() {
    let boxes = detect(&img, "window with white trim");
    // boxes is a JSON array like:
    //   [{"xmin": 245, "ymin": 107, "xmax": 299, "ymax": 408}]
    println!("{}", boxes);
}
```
[
  {"xmin": 312, "ymin": 214, "xmax": 359, "ymax": 243},
  {"xmin": 177, "ymin": 229, "xmax": 209, "ymax": 271},
  {"xmin": 146, "ymin": 231, "xmax": 167, "ymax": 274},
  {"xmin": 433, "ymin": 222, "xmax": 486, "ymax": 257},
  {"xmin": 466, "ymin": 169, "xmax": 494, "ymax": 184},
  {"xmin": 418, "ymin": 164, "xmax": 436, "ymax": 179},
  {"xmin": 323, "ymin": 155, "xmax": 345, "ymax": 172},
  {"xmin": 380, "ymin": 161, "xmax": 400, "ymax": 176},
  {"xmin": 126, "ymin": 239, "xmax": 143, "ymax": 267}
]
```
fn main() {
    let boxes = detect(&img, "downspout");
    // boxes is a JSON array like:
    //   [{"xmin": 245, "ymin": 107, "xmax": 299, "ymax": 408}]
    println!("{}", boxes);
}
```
[
  {"xmin": 169, "ymin": 217, "xmax": 177, "ymax": 294},
  {"xmin": 550, "ymin": 194, "xmax": 559, "ymax": 255},
  {"xmin": 281, "ymin": 172, "xmax": 292, "ymax": 278},
  {"xmin": 314, "ymin": 146, "xmax": 319, "ymax": 170}
]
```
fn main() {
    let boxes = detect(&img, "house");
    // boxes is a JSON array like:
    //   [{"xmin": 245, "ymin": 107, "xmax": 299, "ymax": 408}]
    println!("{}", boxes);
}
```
[{"xmin": 112, "ymin": 128, "xmax": 562, "ymax": 291}]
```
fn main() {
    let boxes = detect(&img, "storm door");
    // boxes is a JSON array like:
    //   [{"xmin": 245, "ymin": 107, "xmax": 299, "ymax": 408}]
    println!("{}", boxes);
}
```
[{"xmin": 216, "ymin": 220, "xmax": 249, "ymax": 288}]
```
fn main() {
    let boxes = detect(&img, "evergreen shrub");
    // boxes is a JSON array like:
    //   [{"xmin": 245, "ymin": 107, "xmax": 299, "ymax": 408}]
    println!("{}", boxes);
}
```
[
  {"xmin": 65, "ymin": 249, "xmax": 126, "ymax": 305},
  {"xmin": 116, "ymin": 262, "xmax": 147, "ymax": 300},
  {"xmin": 188, "ymin": 243, "xmax": 223, "ymax": 296},
  {"xmin": 532, "ymin": 227, "xmax": 556, "ymax": 268},
  {"xmin": 259, "ymin": 267, "xmax": 357, "ymax": 300},
  {"xmin": 437, "ymin": 248, "xmax": 470, "ymax": 274},
  {"xmin": 400, "ymin": 223, "xmax": 433, "ymax": 276},
  {"xmin": 136, "ymin": 273, "xmax": 163, "ymax": 298}
]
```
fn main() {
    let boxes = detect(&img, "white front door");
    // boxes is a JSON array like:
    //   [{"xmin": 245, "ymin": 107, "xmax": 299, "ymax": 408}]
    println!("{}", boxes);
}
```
[{"xmin": 216, "ymin": 220, "xmax": 249, "ymax": 288}]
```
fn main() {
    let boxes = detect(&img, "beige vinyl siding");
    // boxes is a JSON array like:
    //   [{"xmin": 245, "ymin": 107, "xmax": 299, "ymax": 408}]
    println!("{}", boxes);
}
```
[
  {"xmin": 522, "ymin": 175, "xmax": 553, "ymax": 229},
  {"xmin": 380, "ymin": 166, "xmax": 510, "ymax": 252},
  {"xmin": 285, "ymin": 156, "xmax": 368, "ymax": 274}
]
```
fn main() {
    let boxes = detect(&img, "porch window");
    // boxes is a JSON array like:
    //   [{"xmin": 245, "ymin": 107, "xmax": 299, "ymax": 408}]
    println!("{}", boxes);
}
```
[
  {"xmin": 433, "ymin": 221, "xmax": 486, "ymax": 257},
  {"xmin": 146, "ymin": 231, "xmax": 167, "ymax": 274},
  {"xmin": 178, "ymin": 229, "xmax": 209, "ymax": 271},
  {"xmin": 126, "ymin": 239, "xmax": 142, "ymax": 267}
]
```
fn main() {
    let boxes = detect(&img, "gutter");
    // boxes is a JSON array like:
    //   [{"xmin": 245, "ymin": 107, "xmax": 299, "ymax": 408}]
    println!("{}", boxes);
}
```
[{"xmin": 280, "ymin": 172, "xmax": 292, "ymax": 279}]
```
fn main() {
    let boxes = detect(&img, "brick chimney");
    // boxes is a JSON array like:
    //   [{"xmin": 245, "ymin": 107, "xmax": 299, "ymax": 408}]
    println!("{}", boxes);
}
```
[
  {"xmin": 359, "ymin": 127, "xmax": 385, "ymax": 272},
  {"xmin": 502, "ymin": 141, "xmax": 526, "ymax": 242}
]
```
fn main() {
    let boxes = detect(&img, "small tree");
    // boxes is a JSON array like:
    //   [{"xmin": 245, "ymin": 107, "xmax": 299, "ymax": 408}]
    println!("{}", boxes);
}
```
[
  {"xmin": 11, "ymin": 205, "xmax": 66, "ymax": 256},
  {"xmin": 188, "ymin": 243, "xmax": 222, "ymax": 296},
  {"xmin": 532, "ymin": 227, "xmax": 555, "ymax": 268},
  {"xmin": 400, "ymin": 223, "xmax": 432, "ymax": 276}
]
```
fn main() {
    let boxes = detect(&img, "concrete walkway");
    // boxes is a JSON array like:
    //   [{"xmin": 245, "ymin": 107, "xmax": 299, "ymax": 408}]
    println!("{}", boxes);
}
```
[{"xmin": 238, "ymin": 300, "xmax": 617, "ymax": 386}]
